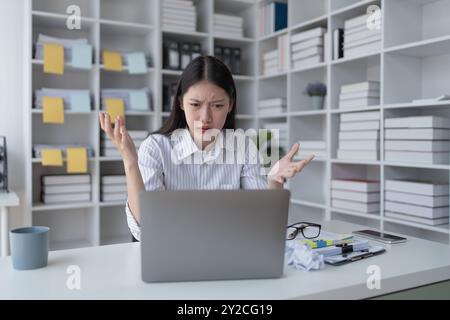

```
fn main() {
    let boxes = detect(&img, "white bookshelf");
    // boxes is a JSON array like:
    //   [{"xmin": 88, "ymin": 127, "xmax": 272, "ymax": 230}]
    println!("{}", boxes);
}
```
[{"xmin": 24, "ymin": 0, "xmax": 450, "ymax": 250}]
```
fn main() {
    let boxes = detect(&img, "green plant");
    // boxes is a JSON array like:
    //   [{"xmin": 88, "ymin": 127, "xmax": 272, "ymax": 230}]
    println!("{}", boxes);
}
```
[{"xmin": 305, "ymin": 82, "xmax": 327, "ymax": 97}]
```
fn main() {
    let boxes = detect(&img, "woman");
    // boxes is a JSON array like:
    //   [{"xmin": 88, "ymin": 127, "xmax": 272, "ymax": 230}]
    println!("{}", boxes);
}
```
[{"xmin": 99, "ymin": 56, "xmax": 314, "ymax": 241}]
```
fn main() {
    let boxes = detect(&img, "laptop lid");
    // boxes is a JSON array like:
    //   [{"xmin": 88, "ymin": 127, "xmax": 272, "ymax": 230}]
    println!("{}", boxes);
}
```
[{"xmin": 140, "ymin": 190, "xmax": 290, "ymax": 282}]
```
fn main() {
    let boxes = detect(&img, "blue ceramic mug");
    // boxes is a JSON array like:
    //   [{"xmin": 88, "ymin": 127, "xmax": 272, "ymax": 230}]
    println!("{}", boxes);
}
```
[{"xmin": 10, "ymin": 226, "xmax": 50, "ymax": 270}]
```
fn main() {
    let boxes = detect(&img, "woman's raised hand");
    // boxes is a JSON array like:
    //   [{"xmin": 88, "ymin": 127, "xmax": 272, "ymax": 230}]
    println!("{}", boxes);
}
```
[{"xmin": 99, "ymin": 112, "xmax": 138, "ymax": 164}]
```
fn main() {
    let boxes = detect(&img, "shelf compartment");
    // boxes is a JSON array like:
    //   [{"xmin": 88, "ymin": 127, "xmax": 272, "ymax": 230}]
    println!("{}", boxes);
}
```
[
  {"xmin": 330, "ymin": 54, "xmax": 380, "ymax": 110},
  {"xmin": 162, "ymin": 32, "xmax": 210, "ymax": 70},
  {"xmin": 290, "ymin": 65, "xmax": 327, "ymax": 112},
  {"xmin": 384, "ymin": 0, "xmax": 450, "ymax": 49},
  {"xmin": 31, "ymin": 161, "xmax": 98, "ymax": 205},
  {"xmin": 234, "ymin": 79, "xmax": 256, "ymax": 115},
  {"xmin": 100, "ymin": 206, "xmax": 131, "ymax": 246},
  {"xmin": 289, "ymin": 0, "xmax": 327, "ymax": 28},
  {"xmin": 100, "ymin": 0, "xmax": 156, "ymax": 26},
  {"xmin": 383, "ymin": 51, "xmax": 450, "ymax": 105},
  {"xmin": 213, "ymin": 0, "xmax": 257, "ymax": 39},
  {"xmin": 32, "ymin": 207, "xmax": 97, "ymax": 251},
  {"xmin": 289, "ymin": 160, "xmax": 327, "ymax": 205},
  {"xmin": 32, "ymin": 0, "xmax": 98, "ymax": 18},
  {"xmin": 213, "ymin": 38, "xmax": 256, "ymax": 76},
  {"xmin": 331, "ymin": 162, "xmax": 381, "ymax": 216},
  {"xmin": 290, "ymin": 114, "xmax": 327, "ymax": 158}
]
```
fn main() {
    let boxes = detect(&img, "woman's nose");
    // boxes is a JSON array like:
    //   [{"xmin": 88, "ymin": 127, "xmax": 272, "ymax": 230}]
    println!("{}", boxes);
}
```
[{"xmin": 199, "ymin": 105, "xmax": 212, "ymax": 122}]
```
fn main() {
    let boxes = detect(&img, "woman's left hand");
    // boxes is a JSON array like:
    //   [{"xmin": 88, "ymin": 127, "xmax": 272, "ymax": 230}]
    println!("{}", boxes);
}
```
[{"xmin": 267, "ymin": 143, "xmax": 314, "ymax": 188}]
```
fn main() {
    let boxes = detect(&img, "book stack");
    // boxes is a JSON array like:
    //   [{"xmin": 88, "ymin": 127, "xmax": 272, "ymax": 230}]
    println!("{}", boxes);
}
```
[
  {"xmin": 101, "ymin": 131, "xmax": 148, "ymax": 157},
  {"xmin": 34, "ymin": 33, "xmax": 92, "ymax": 67},
  {"xmin": 385, "ymin": 116, "xmax": 450, "ymax": 164},
  {"xmin": 161, "ymin": 0, "xmax": 197, "ymax": 32},
  {"xmin": 259, "ymin": 1, "xmax": 288, "ymax": 36},
  {"xmin": 101, "ymin": 89, "xmax": 153, "ymax": 111},
  {"xmin": 290, "ymin": 27, "xmax": 326, "ymax": 70},
  {"xmin": 262, "ymin": 34, "xmax": 289, "ymax": 75},
  {"xmin": 385, "ymin": 179, "xmax": 449, "ymax": 226},
  {"xmin": 337, "ymin": 111, "xmax": 380, "ymax": 161},
  {"xmin": 213, "ymin": 13, "xmax": 243, "ymax": 38},
  {"xmin": 343, "ymin": 13, "xmax": 381, "ymax": 58},
  {"xmin": 339, "ymin": 81, "xmax": 380, "ymax": 109},
  {"xmin": 101, "ymin": 175, "xmax": 127, "ymax": 202},
  {"xmin": 41, "ymin": 174, "xmax": 91, "ymax": 204},
  {"xmin": 331, "ymin": 179, "xmax": 380, "ymax": 214},
  {"xmin": 257, "ymin": 98, "xmax": 286, "ymax": 116},
  {"xmin": 263, "ymin": 122, "xmax": 288, "ymax": 151},
  {"xmin": 296, "ymin": 141, "xmax": 326, "ymax": 160}
]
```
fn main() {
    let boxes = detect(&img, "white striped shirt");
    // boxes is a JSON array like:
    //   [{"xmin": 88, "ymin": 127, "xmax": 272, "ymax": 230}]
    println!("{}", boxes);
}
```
[{"xmin": 126, "ymin": 129, "xmax": 267, "ymax": 240}]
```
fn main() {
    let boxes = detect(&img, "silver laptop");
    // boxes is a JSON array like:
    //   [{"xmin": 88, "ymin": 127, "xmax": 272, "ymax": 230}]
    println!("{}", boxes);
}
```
[{"xmin": 140, "ymin": 190, "xmax": 290, "ymax": 282}]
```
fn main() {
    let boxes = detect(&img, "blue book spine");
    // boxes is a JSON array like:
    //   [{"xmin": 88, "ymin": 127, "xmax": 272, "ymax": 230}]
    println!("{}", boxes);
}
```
[{"xmin": 274, "ymin": 2, "xmax": 288, "ymax": 32}]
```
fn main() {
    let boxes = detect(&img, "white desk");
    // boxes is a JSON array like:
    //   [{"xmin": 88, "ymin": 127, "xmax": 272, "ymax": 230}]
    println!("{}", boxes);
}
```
[
  {"xmin": 0, "ymin": 191, "xmax": 19, "ymax": 257},
  {"xmin": 1, "ymin": 220, "xmax": 450, "ymax": 299}
]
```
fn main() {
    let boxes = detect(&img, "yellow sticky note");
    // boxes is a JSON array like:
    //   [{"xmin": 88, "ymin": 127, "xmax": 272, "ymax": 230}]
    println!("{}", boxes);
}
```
[
  {"xmin": 103, "ymin": 50, "xmax": 123, "ymax": 71},
  {"xmin": 66, "ymin": 147, "xmax": 88, "ymax": 173},
  {"xmin": 43, "ymin": 96, "xmax": 64, "ymax": 124},
  {"xmin": 43, "ymin": 43, "xmax": 64, "ymax": 74},
  {"xmin": 105, "ymin": 98, "xmax": 124, "ymax": 123},
  {"xmin": 41, "ymin": 149, "xmax": 63, "ymax": 166}
]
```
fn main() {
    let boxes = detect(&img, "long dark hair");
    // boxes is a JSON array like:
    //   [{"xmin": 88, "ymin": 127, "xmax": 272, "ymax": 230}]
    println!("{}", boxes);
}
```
[{"xmin": 155, "ymin": 55, "xmax": 236, "ymax": 135}]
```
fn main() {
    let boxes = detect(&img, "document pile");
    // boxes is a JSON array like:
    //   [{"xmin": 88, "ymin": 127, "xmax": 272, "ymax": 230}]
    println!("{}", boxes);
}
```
[
  {"xmin": 33, "ymin": 144, "xmax": 95, "ymax": 158},
  {"xmin": 101, "ymin": 89, "xmax": 153, "ymax": 111},
  {"xmin": 34, "ymin": 88, "xmax": 91, "ymax": 112},
  {"xmin": 295, "ymin": 140, "xmax": 326, "ymax": 160},
  {"xmin": 287, "ymin": 231, "xmax": 385, "ymax": 269},
  {"xmin": 34, "ymin": 33, "xmax": 93, "ymax": 69}
]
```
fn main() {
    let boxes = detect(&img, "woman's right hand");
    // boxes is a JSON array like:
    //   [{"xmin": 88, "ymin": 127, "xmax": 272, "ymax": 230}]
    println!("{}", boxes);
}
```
[{"xmin": 99, "ymin": 112, "xmax": 138, "ymax": 165}]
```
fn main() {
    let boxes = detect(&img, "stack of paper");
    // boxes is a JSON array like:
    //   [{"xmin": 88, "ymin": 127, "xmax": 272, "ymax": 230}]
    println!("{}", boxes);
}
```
[
  {"xmin": 331, "ymin": 179, "xmax": 380, "ymax": 214},
  {"xmin": 33, "ymin": 144, "xmax": 94, "ymax": 158},
  {"xmin": 257, "ymin": 98, "xmax": 286, "ymax": 116},
  {"xmin": 262, "ymin": 34, "xmax": 289, "ymax": 75},
  {"xmin": 213, "ymin": 13, "xmax": 243, "ymax": 38},
  {"xmin": 295, "ymin": 140, "xmax": 326, "ymax": 160},
  {"xmin": 385, "ymin": 179, "xmax": 449, "ymax": 226},
  {"xmin": 290, "ymin": 27, "xmax": 326, "ymax": 70},
  {"xmin": 34, "ymin": 33, "xmax": 92, "ymax": 69},
  {"xmin": 385, "ymin": 116, "xmax": 450, "ymax": 164},
  {"xmin": 343, "ymin": 13, "xmax": 381, "ymax": 58},
  {"xmin": 161, "ymin": 0, "xmax": 197, "ymax": 32},
  {"xmin": 339, "ymin": 81, "xmax": 380, "ymax": 109},
  {"xmin": 34, "ymin": 88, "xmax": 91, "ymax": 112},
  {"xmin": 337, "ymin": 111, "xmax": 380, "ymax": 160},
  {"xmin": 101, "ymin": 175, "xmax": 127, "ymax": 202},
  {"xmin": 41, "ymin": 174, "xmax": 91, "ymax": 204},
  {"xmin": 262, "ymin": 122, "xmax": 288, "ymax": 151},
  {"xmin": 101, "ymin": 89, "xmax": 152, "ymax": 111},
  {"xmin": 101, "ymin": 131, "xmax": 148, "ymax": 157}
]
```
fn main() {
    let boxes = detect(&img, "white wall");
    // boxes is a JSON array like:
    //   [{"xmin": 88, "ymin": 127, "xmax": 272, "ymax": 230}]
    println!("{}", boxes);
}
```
[{"xmin": 0, "ymin": 0, "xmax": 28, "ymax": 230}]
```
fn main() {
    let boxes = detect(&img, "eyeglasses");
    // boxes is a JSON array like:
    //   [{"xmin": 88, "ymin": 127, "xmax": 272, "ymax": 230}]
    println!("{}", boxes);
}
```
[{"xmin": 286, "ymin": 222, "xmax": 321, "ymax": 240}]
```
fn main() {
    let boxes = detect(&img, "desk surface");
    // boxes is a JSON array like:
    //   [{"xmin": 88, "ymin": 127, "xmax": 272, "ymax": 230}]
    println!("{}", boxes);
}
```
[{"xmin": 1, "ymin": 220, "xmax": 450, "ymax": 299}]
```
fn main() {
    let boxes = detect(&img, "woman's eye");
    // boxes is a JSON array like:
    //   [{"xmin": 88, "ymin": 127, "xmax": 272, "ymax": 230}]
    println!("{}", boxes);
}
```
[
  {"xmin": 214, "ymin": 104, "xmax": 224, "ymax": 108},
  {"xmin": 190, "ymin": 103, "xmax": 200, "ymax": 107}
]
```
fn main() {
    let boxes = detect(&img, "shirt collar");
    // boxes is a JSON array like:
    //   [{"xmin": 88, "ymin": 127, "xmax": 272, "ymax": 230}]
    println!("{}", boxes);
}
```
[{"xmin": 172, "ymin": 128, "xmax": 233, "ymax": 162}]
